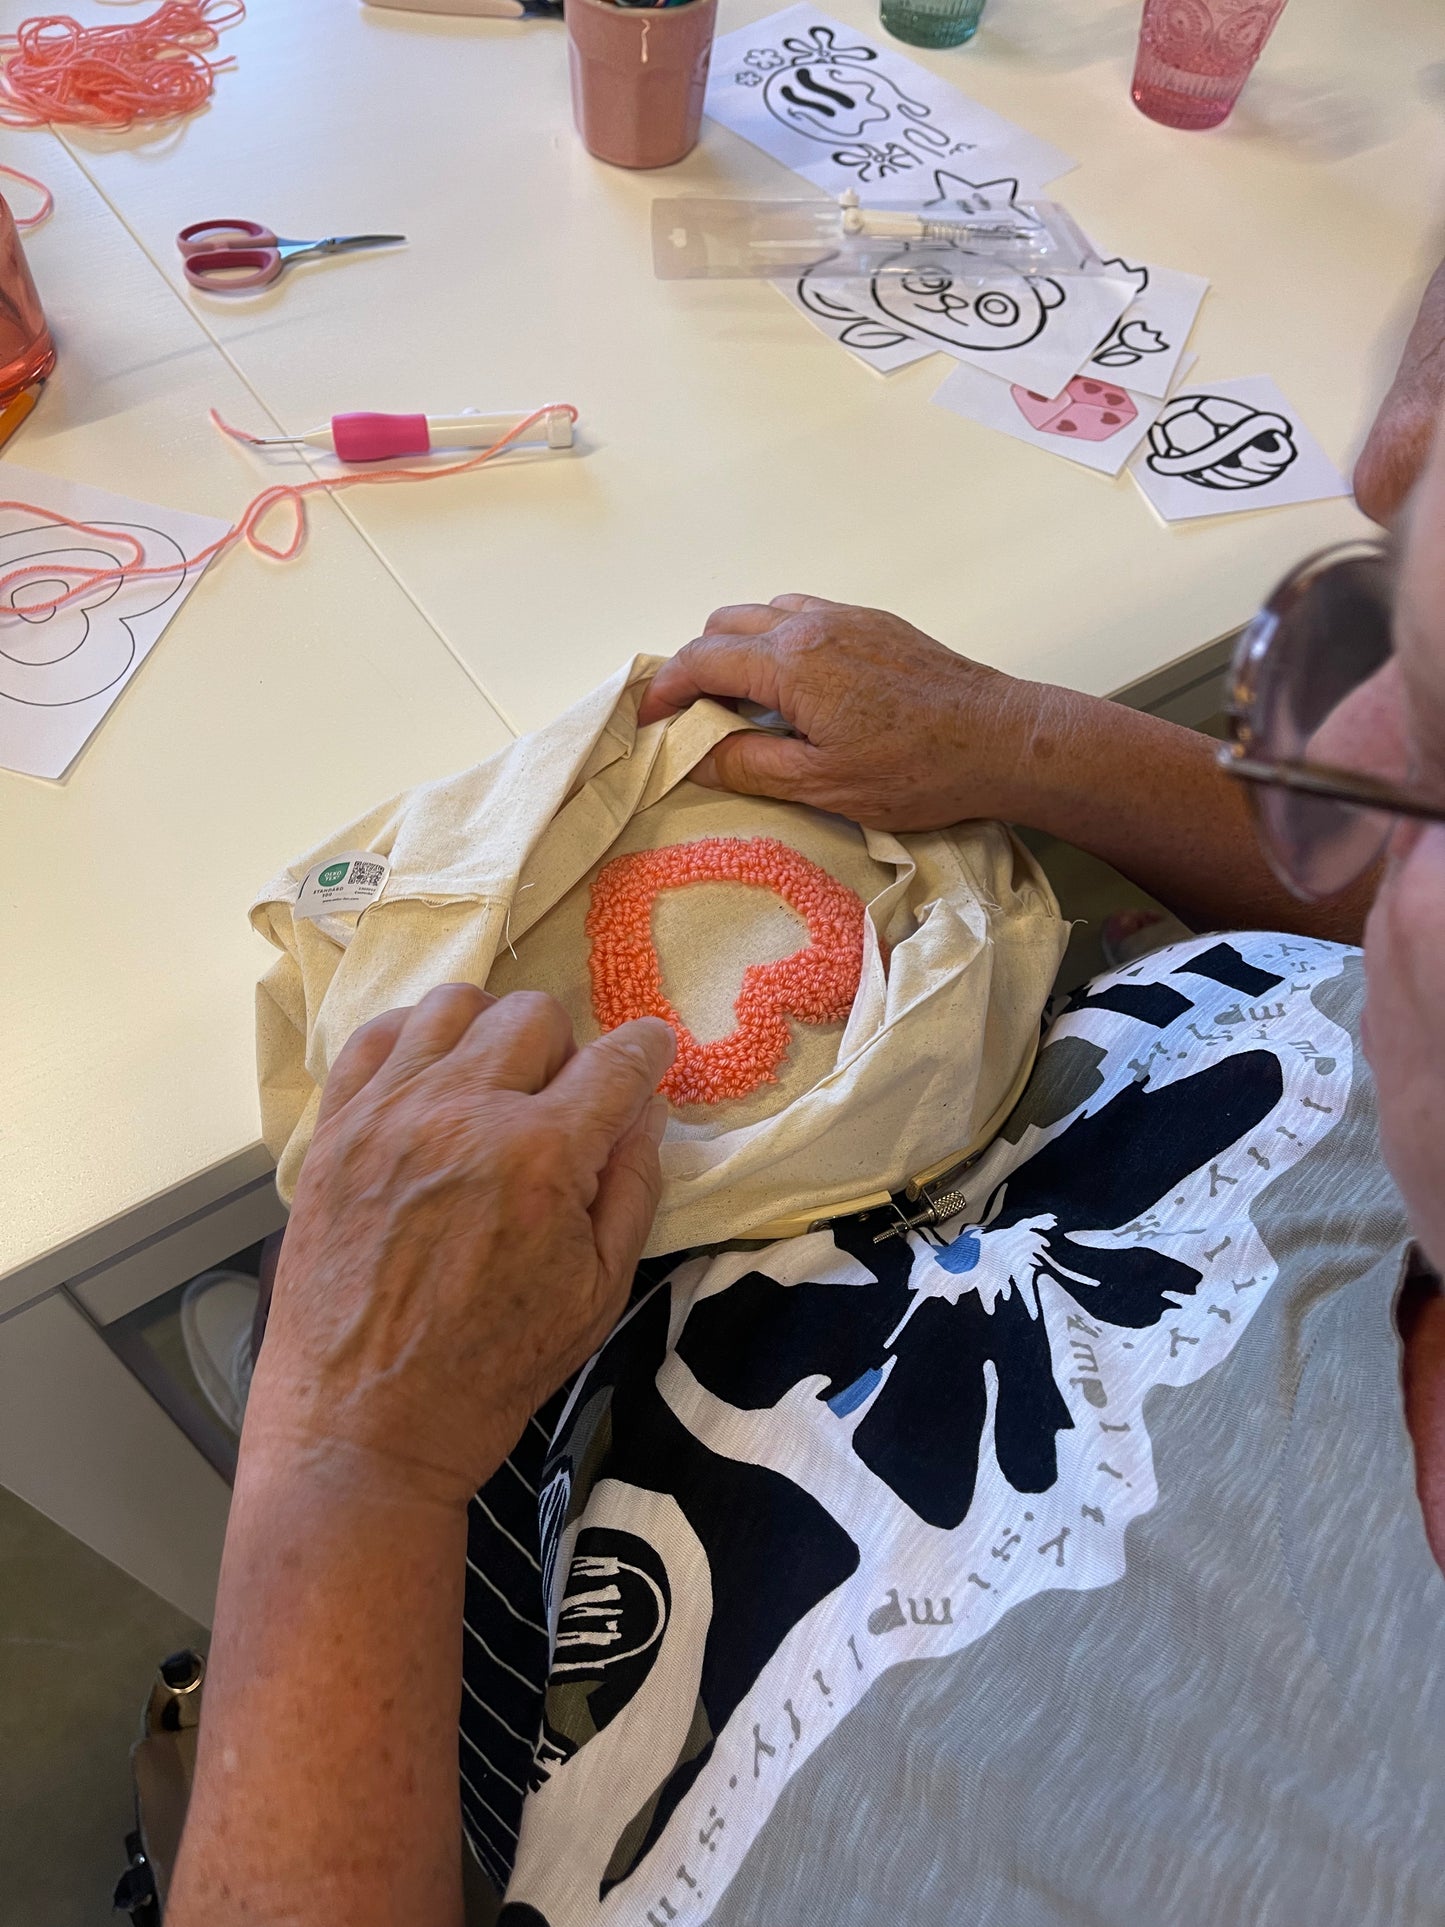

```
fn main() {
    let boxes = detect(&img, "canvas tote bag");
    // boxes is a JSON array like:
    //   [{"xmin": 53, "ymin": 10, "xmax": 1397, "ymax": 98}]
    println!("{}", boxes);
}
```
[{"xmin": 252, "ymin": 656, "xmax": 1067, "ymax": 1257}]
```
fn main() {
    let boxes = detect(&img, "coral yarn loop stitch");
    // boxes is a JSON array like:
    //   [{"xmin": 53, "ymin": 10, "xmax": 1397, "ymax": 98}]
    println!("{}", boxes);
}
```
[{"xmin": 586, "ymin": 836, "xmax": 866, "ymax": 1107}]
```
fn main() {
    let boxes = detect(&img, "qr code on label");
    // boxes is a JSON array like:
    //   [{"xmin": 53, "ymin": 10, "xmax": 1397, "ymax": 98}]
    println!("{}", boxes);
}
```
[{"xmin": 350, "ymin": 862, "xmax": 385, "ymax": 892}]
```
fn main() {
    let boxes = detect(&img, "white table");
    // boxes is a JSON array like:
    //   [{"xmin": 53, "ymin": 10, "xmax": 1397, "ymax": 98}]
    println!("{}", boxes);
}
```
[
  {"xmin": 0, "ymin": 129, "xmax": 512, "ymax": 1622},
  {"xmin": 1, "ymin": 0, "xmax": 1439, "ymax": 1623}
]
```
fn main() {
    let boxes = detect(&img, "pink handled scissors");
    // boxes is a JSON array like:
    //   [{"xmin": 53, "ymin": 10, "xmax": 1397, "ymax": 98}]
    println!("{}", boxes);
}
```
[{"xmin": 177, "ymin": 219, "xmax": 406, "ymax": 292}]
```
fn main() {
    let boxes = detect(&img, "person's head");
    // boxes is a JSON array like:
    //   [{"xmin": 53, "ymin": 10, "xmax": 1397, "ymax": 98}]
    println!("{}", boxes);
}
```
[
  {"xmin": 1224, "ymin": 399, "xmax": 1445, "ymax": 1266},
  {"xmin": 1358, "ymin": 411, "xmax": 1445, "ymax": 1266}
]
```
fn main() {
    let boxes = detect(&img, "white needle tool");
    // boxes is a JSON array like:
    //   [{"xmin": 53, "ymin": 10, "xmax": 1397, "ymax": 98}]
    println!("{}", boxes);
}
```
[{"xmin": 243, "ymin": 407, "xmax": 577, "ymax": 463}]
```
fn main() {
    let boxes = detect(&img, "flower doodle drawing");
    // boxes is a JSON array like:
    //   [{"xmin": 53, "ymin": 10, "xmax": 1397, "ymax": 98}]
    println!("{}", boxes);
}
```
[{"xmin": 1089, "ymin": 258, "xmax": 1164, "ymax": 368}]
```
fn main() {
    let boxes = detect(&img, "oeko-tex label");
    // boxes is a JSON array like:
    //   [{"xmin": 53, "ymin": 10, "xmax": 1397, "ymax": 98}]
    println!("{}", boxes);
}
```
[{"xmin": 294, "ymin": 851, "xmax": 391, "ymax": 921}]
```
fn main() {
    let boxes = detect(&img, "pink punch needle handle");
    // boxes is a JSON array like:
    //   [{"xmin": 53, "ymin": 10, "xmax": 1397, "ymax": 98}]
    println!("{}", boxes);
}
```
[{"xmin": 330, "ymin": 413, "xmax": 431, "ymax": 462}]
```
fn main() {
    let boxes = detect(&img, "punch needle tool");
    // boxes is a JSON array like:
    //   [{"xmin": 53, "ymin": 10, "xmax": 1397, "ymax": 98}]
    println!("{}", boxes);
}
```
[{"xmin": 234, "ymin": 407, "xmax": 577, "ymax": 462}]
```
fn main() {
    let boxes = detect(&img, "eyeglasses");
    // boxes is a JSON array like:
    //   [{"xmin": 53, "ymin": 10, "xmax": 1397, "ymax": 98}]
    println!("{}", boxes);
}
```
[{"xmin": 1218, "ymin": 539, "xmax": 1445, "ymax": 902}]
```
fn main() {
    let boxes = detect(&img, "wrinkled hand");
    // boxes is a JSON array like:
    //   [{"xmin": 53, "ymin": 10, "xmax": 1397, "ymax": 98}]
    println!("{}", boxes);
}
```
[
  {"xmin": 244, "ymin": 987, "xmax": 675, "ymax": 1508},
  {"xmin": 638, "ymin": 595, "xmax": 1043, "ymax": 833},
  {"xmin": 1355, "ymin": 258, "xmax": 1445, "ymax": 525}
]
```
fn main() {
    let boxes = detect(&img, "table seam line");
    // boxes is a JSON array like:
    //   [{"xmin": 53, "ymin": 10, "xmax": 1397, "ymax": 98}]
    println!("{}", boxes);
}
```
[{"xmin": 34, "ymin": 128, "xmax": 522, "ymax": 742}]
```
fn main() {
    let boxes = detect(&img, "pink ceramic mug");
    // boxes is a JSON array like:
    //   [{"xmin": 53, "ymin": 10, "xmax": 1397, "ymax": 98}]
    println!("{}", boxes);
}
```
[{"xmin": 567, "ymin": 0, "xmax": 718, "ymax": 171}]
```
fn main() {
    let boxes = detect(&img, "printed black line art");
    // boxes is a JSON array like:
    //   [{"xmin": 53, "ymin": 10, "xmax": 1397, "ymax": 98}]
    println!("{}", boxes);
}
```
[
  {"xmin": 734, "ymin": 27, "xmax": 980, "ymax": 183},
  {"xmin": 1146, "ymin": 393, "xmax": 1299, "ymax": 490},
  {"xmin": 872, "ymin": 252, "xmax": 1066, "ymax": 352},
  {"xmin": 795, "ymin": 274, "xmax": 915, "ymax": 355},
  {"xmin": 1093, "ymin": 319, "xmax": 1169, "ymax": 367},
  {"xmin": 737, "ymin": 28, "xmax": 926, "ymax": 142},
  {"xmin": 839, "ymin": 176, "xmax": 1082, "ymax": 352},
  {"xmin": 0, "ymin": 520, "xmax": 188, "ymax": 708},
  {"xmin": 796, "ymin": 176, "xmax": 1053, "ymax": 358},
  {"xmin": 895, "ymin": 173, "xmax": 1095, "ymax": 352},
  {"xmin": 1090, "ymin": 258, "xmax": 1163, "ymax": 368},
  {"xmin": 925, "ymin": 169, "xmax": 1026, "ymax": 214}
]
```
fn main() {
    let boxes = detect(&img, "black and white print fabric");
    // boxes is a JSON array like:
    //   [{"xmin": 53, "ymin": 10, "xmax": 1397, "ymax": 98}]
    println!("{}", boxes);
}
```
[
  {"xmin": 461, "ymin": 935, "xmax": 1359, "ymax": 1925},
  {"xmin": 458, "ymin": 1394, "xmax": 564, "ymax": 1890}
]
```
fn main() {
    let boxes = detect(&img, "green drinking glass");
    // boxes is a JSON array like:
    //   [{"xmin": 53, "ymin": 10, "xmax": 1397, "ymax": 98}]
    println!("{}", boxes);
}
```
[{"xmin": 880, "ymin": 0, "xmax": 986, "ymax": 49}]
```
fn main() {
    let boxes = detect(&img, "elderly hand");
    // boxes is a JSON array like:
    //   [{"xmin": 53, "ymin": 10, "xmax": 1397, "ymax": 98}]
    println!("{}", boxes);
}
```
[
  {"xmin": 243, "ymin": 986, "xmax": 675, "ymax": 1508},
  {"xmin": 1355, "ymin": 258, "xmax": 1445, "ymax": 525},
  {"xmin": 637, "ymin": 595, "xmax": 1048, "ymax": 832}
]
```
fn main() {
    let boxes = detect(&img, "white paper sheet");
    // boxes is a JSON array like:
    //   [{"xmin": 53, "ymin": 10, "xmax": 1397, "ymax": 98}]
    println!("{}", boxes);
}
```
[
  {"xmin": 776, "ymin": 171, "xmax": 1134, "ymax": 393},
  {"xmin": 932, "ymin": 359, "xmax": 1163, "ymax": 476},
  {"xmin": 1127, "ymin": 376, "xmax": 1350, "ymax": 523},
  {"xmin": 775, "ymin": 271, "xmax": 939, "ymax": 373},
  {"xmin": 1081, "ymin": 258, "xmax": 1209, "ymax": 400},
  {"xmin": 704, "ymin": 4, "xmax": 1075, "ymax": 198},
  {"xmin": 872, "ymin": 250, "xmax": 1136, "ymax": 391},
  {"xmin": 0, "ymin": 464, "xmax": 229, "ymax": 780}
]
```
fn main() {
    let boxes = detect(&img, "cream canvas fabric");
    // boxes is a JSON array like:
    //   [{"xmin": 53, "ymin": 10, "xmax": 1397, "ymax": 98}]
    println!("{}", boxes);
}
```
[{"xmin": 251, "ymin": 657, "xmax": 1067, "ymax": 1256}]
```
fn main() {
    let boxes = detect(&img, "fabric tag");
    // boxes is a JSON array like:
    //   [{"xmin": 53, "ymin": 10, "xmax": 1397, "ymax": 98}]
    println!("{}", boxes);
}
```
[{"xmin": 294, "ymin": 851, "xmax": 391, "ymax": 921}]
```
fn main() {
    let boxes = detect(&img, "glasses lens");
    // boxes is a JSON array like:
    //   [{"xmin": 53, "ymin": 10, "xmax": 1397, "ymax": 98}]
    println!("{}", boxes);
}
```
[{"xmin": 1247, "ymin": 550, "xmax": 1399, "ymax": 899}]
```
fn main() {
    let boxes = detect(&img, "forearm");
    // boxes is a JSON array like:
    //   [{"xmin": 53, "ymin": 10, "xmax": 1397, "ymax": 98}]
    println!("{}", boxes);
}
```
[
  {"xmin": 993, "ymin": 681, "xmax": 1373, "ymax": 945},
  {"xmin": 167, "ymin": 1427, "xmax": 473, "ymax": 1927},
  {"xmin": 157, "ymin": 991, "xmax": 671, "ymax": 1923}
]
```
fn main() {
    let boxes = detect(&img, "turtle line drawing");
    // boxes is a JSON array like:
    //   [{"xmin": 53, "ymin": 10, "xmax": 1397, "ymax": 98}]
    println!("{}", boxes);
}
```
[{"xmin": 1146, "ymin": 393, "xmax": 1298, "ymax": 490}]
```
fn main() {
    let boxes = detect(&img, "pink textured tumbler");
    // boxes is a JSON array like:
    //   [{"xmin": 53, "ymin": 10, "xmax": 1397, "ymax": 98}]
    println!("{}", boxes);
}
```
[
  {"xmin": 567, "ymin": 0, "xmax": 718, "ymax": 170},
  {"xmin": 0, "ymin": 196, "xmax": 54, "ymax": 403},
  {"xmin": 1131, "ymin": 0, "xmax": 1289, "ymax": 131}
]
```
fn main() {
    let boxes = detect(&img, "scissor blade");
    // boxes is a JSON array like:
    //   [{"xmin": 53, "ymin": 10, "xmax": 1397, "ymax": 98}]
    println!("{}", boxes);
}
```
[{"xmin": 316, "ymin": 234, "xmax": 407, "ymax": 254}]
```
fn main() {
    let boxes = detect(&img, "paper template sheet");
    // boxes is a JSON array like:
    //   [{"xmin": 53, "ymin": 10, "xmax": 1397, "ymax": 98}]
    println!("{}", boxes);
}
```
[
  {"xmin": 872, "ymin": 251, "xmax": 1136, "ymax": 393},
  {"xmin": 0, "ymin": 463, "xmax": 229, "ymax": 780},
  {"xmin": 1128, "ymin": 376, "xmax": 1350, "ymax": 523},
  {"xmin": 933, "ymin": 360, "xmax": 1165, "ymax": 476},
  {"xmin": 1080, "ymin": 259, "xmax": 1209, "ymax": 400},
  {"xmin": 785, "ymin": 255, "xmax": 1137, "ymax": 395},
  {"xmin": 704, "ymin": 4, "xmax": 1075, "ymax": 198},
  {"xmin": 770, "ymin": 171, "xmax": 1142, "ymax": 395},
  {"xmin": 776, "ymin": 272, "xmax": 940, "ymax": 373}
]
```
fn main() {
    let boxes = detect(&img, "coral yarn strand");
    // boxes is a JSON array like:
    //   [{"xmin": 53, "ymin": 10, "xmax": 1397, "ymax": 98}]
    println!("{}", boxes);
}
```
[
  {"xmin": 0, "ymin": 402, "xmax": 580, "ymax": 617},
  {"xmin": 587, "ymin": 837, "xmax": 866, "ymax": 1107},
  {"xmin": 0, "ymin": 0, "xmax": 243, "ymax": 130},
  {"xmin": 0, "ymin": 160, "xmax": 52, "ymax": 225}
]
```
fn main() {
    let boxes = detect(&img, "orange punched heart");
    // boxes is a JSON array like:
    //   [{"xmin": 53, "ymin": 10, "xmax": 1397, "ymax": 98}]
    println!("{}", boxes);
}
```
[{"xmin": 586, "ymin": 836, "xmax": 866, "ymax": 1106}]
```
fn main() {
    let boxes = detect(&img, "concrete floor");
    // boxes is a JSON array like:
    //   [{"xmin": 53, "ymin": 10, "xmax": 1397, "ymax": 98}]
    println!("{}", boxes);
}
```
[{"xmin": 0, "ymin": 1483, "xmax": 206, "ymax": 1927}]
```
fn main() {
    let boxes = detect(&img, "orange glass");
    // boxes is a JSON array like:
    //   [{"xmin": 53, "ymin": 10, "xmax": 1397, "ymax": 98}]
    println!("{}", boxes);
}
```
[{"xmin": 0, "ymin": 195, "xmax": 55, "ymax": 403}]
